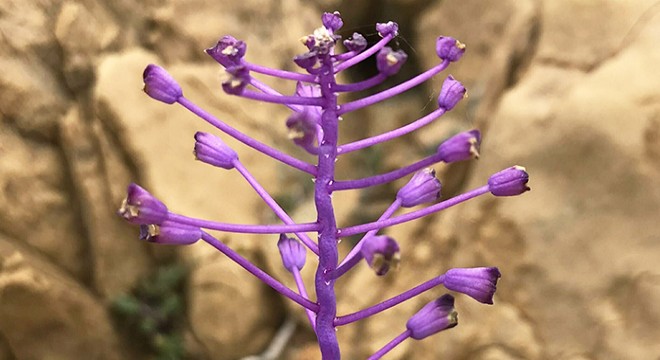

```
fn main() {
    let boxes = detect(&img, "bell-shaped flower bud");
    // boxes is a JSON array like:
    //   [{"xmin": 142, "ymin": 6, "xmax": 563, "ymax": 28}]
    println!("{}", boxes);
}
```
[
  {"xmin": 397, "ymin": 168, "xmax": 441, "ymax": 207},
  {"xmin": 118, "ymin": 183, "xmax": 168, "ymax": 225},
  {"xmin": 293, "ymin": 51, "xmax": 320, "ymax": 71},
  {"xmin": 376, "ymin": 21, "xmax": 399, "ymax": 37},
  {"xmin": 139, "ymin": 221, "xmax": 201, "ymax": 245},
  {"xmin": 322, "ymin": 11, "xmax": 343, "ymax": 32},
  {"xmin": 376, "ymin": 47, "xmax": 408, "ymax": 76},
  {"xmin": 286, "ymin": 111, "xmax": 318, "ymax": 152},
  {"xmin": 437, "ymin": 130, "xmax": 481, "ymax": 163},
  {"xmin": 406, "ymin": 294, "xmax": 458, "ymax": 340},
  {"xmin": 488, "ymin": 166, "xmax": 530, "ymax": 196},
  {"xmin": 205, "ymin": 35, "xmax": 247, "ymax": 67},
  {"xmin": 277, "ymin": 234, "xmax": 307, "ymax": 272},
  {"xmin": 142, "ymin": 64, "xmax": 182, "ymax": 104},
  {"xmin": 435, "ymin": 36, "xmax": 466, "ymax": 62},
  {"xmin": 222, "ymin": 65, "xmax": 249, "ymax": 95},
  {"xmin": 343, "ymin": 33, "xmax": 367, "ymax": 52},
  {"xmin": 361, "ymin": 235, "xmax": 400, "ymax": 276},
  {"xmin": 443, "ymin": 267, "xmax": 501, "ymax": 304},
  {"xmin": 194, "ymin": 132, "xmax": 238, "ymax": 169},
  {"xmin": 437, "ymin": 75, "xmax": 466, "ymax": 111}
]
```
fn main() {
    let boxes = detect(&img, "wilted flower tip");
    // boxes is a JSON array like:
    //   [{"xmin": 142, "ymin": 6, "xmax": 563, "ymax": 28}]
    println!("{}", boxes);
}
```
[
  {"xmin": 142, "ymin": 64, "xmax": 183, "ymax": 104},
  {"xmin": 406, "ymin": 294, "xmax": 458, "ymax": 340},
  {"xmin": 221, "ymin": 65, "xmax": 249, "ymax": 95},
  {"xmin": 322, "ymin": 11, "xmax": 343, "ymax": 32},
  {"xmin": 343, "ymin": 33, "xmax": 367, "ymax": 52}
]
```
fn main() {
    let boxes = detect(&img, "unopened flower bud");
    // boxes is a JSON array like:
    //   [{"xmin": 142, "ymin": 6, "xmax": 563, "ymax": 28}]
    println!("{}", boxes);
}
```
[
  {"xmin": 142, "ymin": 64, "xmax": 182, "ymax": 104},
  {"xmin": 277, "ymin": 234, "xmax": 307, "ymax": 272},
  {"xmin": 139, "ymin": 221, "xmax": 201, "ymax": 245},
  {"xmin": 194, "ymin": 132, "xmax": 238, "ymax": 169},
  {"xmin": 437, "ymin": 75, "xmax": 466, "ymax": 110},
  {"xmin": 444, "ymin": 267, "xmax": 501, "ymax": 304},
  {"xmin": 206, "ymin": 35, "xmax": 247, "ymax": 67},
  {"xmin": 437, "ymin": 130, "xmax": 481, "ymax": 163},
  {"xmin": 488, "ymin": 166, "xmax": 530, "ymax": 196},
  {"xmin": 322, "ymin": 11, "xmax": 343, "ymax": 32},
  {"xmin": 435, "ymin": 36, "xmax": 466, "ymax": 62},
  {"xmin": 222, "ymin": 65, "xmax": 249, "ymax": 95},
  {"xmin": 376, "ymin": 47, "xmax": 407, "ymax": 76},
  {"xmin": 343, "ymin": 33, "xmax": 367, "ymax": 52},
  {"xmin": 397, "ymin": 168, "xmax": 441, "ymax": 207},
  {"xmin": 361, "ymin": 235, "xmax": 400, "ymax": 276},
  {"xmin": 118, "ymin": 183, "xmax": 168, "ymax": 225},
  {"xmin": 376, "ymin": 21, "xmax": 399, "ymax": 37},
  {"xmin": 406, "ymin": 294, "xmax": 458, "ymax": 340}
]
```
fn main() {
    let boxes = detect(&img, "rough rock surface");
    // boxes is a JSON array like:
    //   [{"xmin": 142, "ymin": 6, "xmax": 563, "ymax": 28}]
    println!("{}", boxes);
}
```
[{"xmin": 1, "ymin": 0, "xmax": 659, "ymax": 359}]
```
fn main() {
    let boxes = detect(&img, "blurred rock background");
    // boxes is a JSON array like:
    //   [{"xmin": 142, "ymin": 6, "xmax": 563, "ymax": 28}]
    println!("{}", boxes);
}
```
[{"xmin": 1, "ymin": 0, "xmax": 659, "ymax": 359}]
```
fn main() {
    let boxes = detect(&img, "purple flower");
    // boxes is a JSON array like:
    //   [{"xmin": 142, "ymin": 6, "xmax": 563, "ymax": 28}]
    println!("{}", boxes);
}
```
[
  {"xmin": 437, "ymin": 130, "xmax": 481, "ymax": 163},
  {"xmin": 139, "ymin": 221, "xmax": 201, "ymax": 245},
  {"xmin": 118, "ymin": 183, "xmax": 168, "ymax": 225},
  {"xmin": 361, "ymin": 235, "xmax": 400, "ymax": 276},
  {"xmin": 397, "ymin": 168, "xmax": 441, "ymax": 207},
  {"xmin": 194, "ymin": 132, "xmax": 238, "ymax": 169},
  {"xmin": 322, "ymin": 11, "xmax": 343, "ymax": 32},
  {"xmin": 277, "ymin": 234, "xmax": 307, "ymax": 272},
  {"xmin": 443, "ymin": 267, "xmax": 501, "ymax": 304},
  {"xmin": 293, "ymin": 51, "xmax": 320, "ymax": 71},
  {"xmin": 221, "ymin": 65, "xmax": 249, "ymax": 95},
  {"xmin": 376, "ymin": 21, "xmax": 399, "ymax": 37},
  {"xmin": 435, "ymin": 36, "xmax": 466, "ymax": 62},
  {"xmin": 376, "ymin": 47, "xmax": 408, "ymax": 76},
  {"xmin": 142, "ymin": 64, "xmax": 182, "ymax": 104},
  {"xmin": 437, "ymin": 75, "xmax": 466, "ymax": 110},
  {"xmin": 488, "ymin": 166, "xmax": 530, "ymax": 196},
  {"xmin": 343, "ymin": 33, "xmax": 367, "ymax": 52},
  {"xmin": 406, "ymin": 294, "xmax": 458, "ymax": 340},
  {"xmin": 206, "ymin": 35, "xmax": 247, "ymax": 67}
]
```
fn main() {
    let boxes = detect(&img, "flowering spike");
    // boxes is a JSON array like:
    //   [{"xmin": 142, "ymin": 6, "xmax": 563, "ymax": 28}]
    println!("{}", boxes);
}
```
[
  {"xmin": 361, "ymin": 235, "xmax": 400, "ymax": 276},
  {"xmin": 444, "ymin": 267, "xmax": 501, "ymax": 304},
  {"xmin": 376, "ymin": 47, "xmax": 408, "ymax": 76},
  {"xmin": 435, "ymin": 36, "xmax": 466, "ymax": 62},
  {"xmin": 437, "ymin": 130, "xmax": 481, "ymax": 163},
  {"xmin": 222, "ymin": 65, "xmax": 249, "ymax": 95},
  {"xmin": 488, "ymin": 166, "xmax": 530, "ymax": 196},
  {"xmin": 139, "ymin": 221, "xmax": 201, "ymax": 245},
  {"xmin": 406, "ymin": 294, "xmax": 458, "ymax": 340},
  {"xmin": 437, "ymin": 75, "xmax": 466, "ymax": 111},
  {"xmin": 194, "ymin": 132, "xmax": 238, "ymax": 169},
  {"xmin": 322, "ymin": 12, "xmax": 343, "ymax": 32},
  {"xmin": 343, "ymin": 33, "xmax": 367, "ymax": 52},
  {"xmin": 277, "ymin": 234, "xmax": 307, "ymax": 272},
  {"xmin": 206, "ymin": 35, "xmax": 247, "ymax": 67},
  {"xmin": 142, "ymin": 64, "xmax": 182, "ymax": 104},
  {"xmin": 397, "ymin": 168, "xmax": 441, "ymax": 207},
  {"xmin": 118, "ymin": 183, "xmax": 168, "ymax": 225},
  {"xmin": 376, "ymin": 21, "xmax": 399, "ymax": 37}
]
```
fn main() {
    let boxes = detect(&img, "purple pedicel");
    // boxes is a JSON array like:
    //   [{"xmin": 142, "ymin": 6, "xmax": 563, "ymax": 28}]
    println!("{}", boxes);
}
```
[{"xmin": 121, "ymin": 11, "xmax": 530, "ymax": 360}]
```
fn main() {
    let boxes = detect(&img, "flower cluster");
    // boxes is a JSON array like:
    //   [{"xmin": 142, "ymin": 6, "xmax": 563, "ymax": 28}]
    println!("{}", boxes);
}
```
[{"xmin": 120, "ymin": 11, "xmax": 529, "ymax": 359}]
